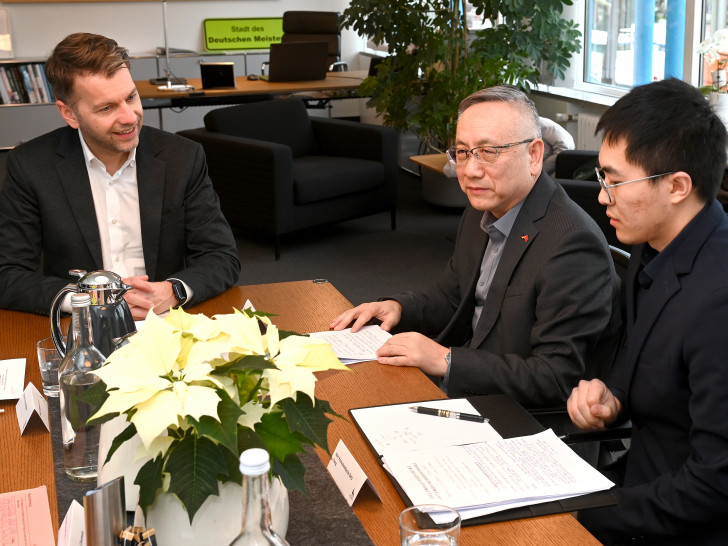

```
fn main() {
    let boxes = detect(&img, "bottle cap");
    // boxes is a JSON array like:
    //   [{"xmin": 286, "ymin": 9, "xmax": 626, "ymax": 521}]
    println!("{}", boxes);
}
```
[
  {"xmin": 70, "ymin": 293, "xmax": 92, "ymax": 307},
  {"xmin": 239, "ymin": 448, "xmax": 270, "ymax": 476}
]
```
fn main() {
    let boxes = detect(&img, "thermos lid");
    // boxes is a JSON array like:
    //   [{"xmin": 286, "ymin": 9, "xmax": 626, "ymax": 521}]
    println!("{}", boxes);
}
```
[
  {"xmin": 72, "ymin": 270, "xmax": 125, "ymax": 291},
  {"xmin": 239, "ymin": 448, "xmax": 270, "ymax": 476}
]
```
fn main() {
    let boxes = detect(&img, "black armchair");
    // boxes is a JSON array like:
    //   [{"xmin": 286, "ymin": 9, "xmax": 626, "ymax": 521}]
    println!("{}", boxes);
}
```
[{"xmin": 177, "ymin": 98, "xmax": 398, "ymax": 259}]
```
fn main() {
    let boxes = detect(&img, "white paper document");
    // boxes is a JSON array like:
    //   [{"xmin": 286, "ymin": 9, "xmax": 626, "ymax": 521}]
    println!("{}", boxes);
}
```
[
  {"xmin": 308, "ymin": 325, "xmax": 392, "ymax": 363},
  {"xmin": 350, "ymin": 398, "xmax": 500, "ymax": 455},
  {"xmin": 0, "ymin": 358, "xmax": 26, "ymax": 400},
  {"xmin": 383, "ymin": 429, "xmax": 614, "ymax": 520}
]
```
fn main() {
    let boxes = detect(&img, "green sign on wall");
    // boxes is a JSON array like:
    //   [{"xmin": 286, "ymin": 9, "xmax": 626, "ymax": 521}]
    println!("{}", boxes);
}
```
[{"xmin": 203, "ymin": 18, "xmax": 283, "ymax": 51}]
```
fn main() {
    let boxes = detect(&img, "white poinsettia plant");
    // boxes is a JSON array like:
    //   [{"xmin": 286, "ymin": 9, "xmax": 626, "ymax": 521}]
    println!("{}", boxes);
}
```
[
  {"xmin": 85, "ymin": 307, "xmax": 348, "ymax": 523},
  {"xmin": 697, "ymin": 28, "xmax": 728, "ymax": 92}
]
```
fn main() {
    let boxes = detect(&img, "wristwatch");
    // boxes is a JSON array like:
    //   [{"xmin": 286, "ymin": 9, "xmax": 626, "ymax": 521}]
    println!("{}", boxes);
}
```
[
  {"xmin": 445, "ymin": 349, "xmax": 452, "ymax": 368},
  {"xmin": 169, "ymin": 279, "xmax": 187, "ymax": 308}
]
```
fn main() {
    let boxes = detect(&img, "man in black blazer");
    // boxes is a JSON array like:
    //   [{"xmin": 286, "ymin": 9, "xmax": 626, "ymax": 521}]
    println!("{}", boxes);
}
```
[
  {"xmin": 331, "ymin": 86, "xmax": 620, "ymax": 408},
  {"xmin": 567, "ymin": 79, "xmax": 728, "ymax": 543},
  {"xmin": 0, "ymin": 33, "xmax": 240, "ymax": 318}
]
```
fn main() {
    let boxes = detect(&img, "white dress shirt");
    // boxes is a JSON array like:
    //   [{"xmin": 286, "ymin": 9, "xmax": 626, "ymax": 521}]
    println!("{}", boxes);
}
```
[{"xmin": 79, "ymin": 130, "xmax": 146, "ymax": 278}]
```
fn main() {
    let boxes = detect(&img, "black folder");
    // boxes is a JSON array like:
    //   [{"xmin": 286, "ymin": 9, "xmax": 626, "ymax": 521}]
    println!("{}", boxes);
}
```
[{"xmin": 350, "ymin": 394, "xmax": 617, "ymax": 527}]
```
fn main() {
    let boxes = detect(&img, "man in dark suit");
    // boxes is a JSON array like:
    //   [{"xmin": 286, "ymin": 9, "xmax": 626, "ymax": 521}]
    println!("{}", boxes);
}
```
[
  {"xmin": 567, "ymin": 79, "xmax": 728, "ymax": 544},
  {"xmin": 331, "ymin": 86, "xmax": 620, "ymax": 408},
  {"xmin": 0, "ymin": 33, "xmax": 240, "ymax": 318}
]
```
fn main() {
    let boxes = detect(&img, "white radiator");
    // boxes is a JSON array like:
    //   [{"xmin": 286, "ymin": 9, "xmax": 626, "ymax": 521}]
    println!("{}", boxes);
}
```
[{"xmin": 576, "ymin": 113, "xmax": 602, "ymax": 150}]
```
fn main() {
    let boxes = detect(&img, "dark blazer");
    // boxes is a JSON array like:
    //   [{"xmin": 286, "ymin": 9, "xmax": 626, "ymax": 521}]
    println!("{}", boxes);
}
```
[
  {"xmin": 393, "ymin": 172, "xmax": 621, "ymax": 408},
  {"xmin": 580, "ymin": 201, "xmax": 728, "ymax": 544},
  {"xmin": 0, "ymin": 125, "xmax": 241, "ymax": 315}
]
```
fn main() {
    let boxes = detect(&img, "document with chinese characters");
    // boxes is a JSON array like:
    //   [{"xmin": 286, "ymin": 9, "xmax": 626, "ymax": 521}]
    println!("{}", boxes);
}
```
[{"xmin": 382, "ymin": 429, "xmax": 614, "ymax": 520}]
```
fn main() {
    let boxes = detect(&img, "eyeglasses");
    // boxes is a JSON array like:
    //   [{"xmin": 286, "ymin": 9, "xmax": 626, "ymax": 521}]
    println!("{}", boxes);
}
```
[
  {"xmin": 594, "ymin": 167, "xmax": 675, "ymax": 203},
  {"xmin": 446, "ymin": 139, "xmax": 534, "ymax": 165}
]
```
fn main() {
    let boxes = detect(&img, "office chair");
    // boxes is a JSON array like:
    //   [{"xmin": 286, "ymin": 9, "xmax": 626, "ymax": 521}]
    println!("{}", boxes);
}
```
[
  {"xmin": 177, "ymin": 98, "xmax": 398, "ymax": 260},
  {"xmin": 281, "ymin": 11, "xmax": 347, "ymax": 72},
  {"xmin": 264, "ymin": 11, "xmax": 348, "ymax": 112}
]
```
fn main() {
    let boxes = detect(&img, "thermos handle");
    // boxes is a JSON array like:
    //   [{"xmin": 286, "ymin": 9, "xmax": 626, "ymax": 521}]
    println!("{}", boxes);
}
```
[{"xmin": 50, "ymin": 284, "xmax": 77, "ymax": 358}]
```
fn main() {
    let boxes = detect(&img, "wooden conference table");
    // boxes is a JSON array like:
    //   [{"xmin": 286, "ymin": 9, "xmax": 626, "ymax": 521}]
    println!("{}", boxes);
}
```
[
  {"xmin": 135, "ymin": 70, "xmax": 368, "ymax": 109},
  {"xmin": 0, "ymin": 280, "xmax": 599, "ymax": 545}
]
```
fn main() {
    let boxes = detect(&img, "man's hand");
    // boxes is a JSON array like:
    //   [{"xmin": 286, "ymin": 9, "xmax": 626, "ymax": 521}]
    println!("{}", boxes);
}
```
[
  {"xmin": 376, "ymin": 332, "xmax": 450, "ymax": 377},
  {"xmin": 567, "ymin": 379, "xmax": 622, "ymax": 430},
  {"xmin": 330, "ymin": 300, "xmax": 403, "ymax": 333},
  {"xmin": 122, "ymin": 275, "xmax": 177, "ymax": 320}
]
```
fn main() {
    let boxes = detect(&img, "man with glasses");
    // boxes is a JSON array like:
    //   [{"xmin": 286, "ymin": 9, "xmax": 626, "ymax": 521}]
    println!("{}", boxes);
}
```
[
  {"xmin": 331, "ymin": 86, "xmax": 620, "ymax": 408},
  {"xmin": 567, "ymin": 78, "xmax": 728, "ymax": 543}
]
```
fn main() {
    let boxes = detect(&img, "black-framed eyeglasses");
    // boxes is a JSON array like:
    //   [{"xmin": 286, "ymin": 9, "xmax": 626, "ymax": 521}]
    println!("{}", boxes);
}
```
[
  {"xmin": 446, "ymin": 139, "xmax": 535, "ymax": 165},
  {"xmin": 594, "ymin": 167, "xmax": 675, "ymax": 203}
]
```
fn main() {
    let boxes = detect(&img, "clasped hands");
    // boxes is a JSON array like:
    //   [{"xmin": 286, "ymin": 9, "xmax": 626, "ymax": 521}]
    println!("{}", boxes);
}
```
[
  {"xmin": 330, "ymin": 300, "xmax": 450, "ymax": 376},
  {"xmin": 121, "ymin": 275, "xmax": 177, "ymax": 320}
]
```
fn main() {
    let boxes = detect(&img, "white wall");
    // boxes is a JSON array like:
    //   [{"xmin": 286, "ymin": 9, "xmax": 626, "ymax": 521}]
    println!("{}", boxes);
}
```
[{"xmin": 0, "ymin": 1, "xmax": 363, "ymax": 68}]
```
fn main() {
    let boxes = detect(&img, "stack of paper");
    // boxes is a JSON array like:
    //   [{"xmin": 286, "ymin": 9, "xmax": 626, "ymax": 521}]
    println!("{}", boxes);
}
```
[
  {"xmin": 309, "ymin": 325, "xmax": 392, "ymax": 364},
  {"xmin": 351, "ymin": 399, "xmax": 614, "ymax": 521}
]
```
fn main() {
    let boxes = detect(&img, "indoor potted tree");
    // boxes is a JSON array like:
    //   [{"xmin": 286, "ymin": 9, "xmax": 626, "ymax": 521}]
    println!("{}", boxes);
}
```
[{"xmin": 341, "ymin": 0, "xmax": 581, "ymax": 151}]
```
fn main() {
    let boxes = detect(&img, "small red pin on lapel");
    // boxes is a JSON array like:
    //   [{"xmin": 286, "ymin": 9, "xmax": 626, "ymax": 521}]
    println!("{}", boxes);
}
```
[{"xmin": 521, "ymin": 234, "xmax": 529, "ymax": 242}]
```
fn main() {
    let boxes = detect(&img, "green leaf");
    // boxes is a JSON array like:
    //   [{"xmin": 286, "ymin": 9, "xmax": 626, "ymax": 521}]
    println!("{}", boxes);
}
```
[
  {"xmin": 166, "ymin": 432, "xmax": 229, "ymax": 523},
  {"xmin": 188, "ymin": 389, "xmax": 244, "ymax": 455},
  {"xmin": 272, "ymin": 453, "xmax": 306, "ymax": 495},
  {"xmin": 135, "ymin": 455, "xmax": 166, "ymax": 517},
  {"xmin": 211, "ymin": 354, "xmax": 277, "ymax": 376},
  {"xmin": 103, "ymin": 422, "xmax": 137, "ymax": 465},
  {"xmin": 78, "ymin": 378, "xmax": 110, "ymax": 408},
  {"xmin": 255, "ymin": 411, "xmax": 306, "ymax": 463},
  {"xmin": 280, "ymin": 394, "xmax": 336, "ymax": 454}
]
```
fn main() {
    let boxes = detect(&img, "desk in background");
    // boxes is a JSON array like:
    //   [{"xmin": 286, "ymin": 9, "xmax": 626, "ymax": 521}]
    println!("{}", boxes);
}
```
[
  {"xmin": 136, "ymin": 71, "xmax": 368, "ymax": 109},
  {"xmin": 0, "ymin": 281, "xmax": 599, "ymax": 545}
]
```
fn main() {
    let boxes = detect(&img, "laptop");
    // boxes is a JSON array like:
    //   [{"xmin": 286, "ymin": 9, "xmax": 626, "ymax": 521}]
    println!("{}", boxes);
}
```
[{"xmin": 262, "ymin": 41, "xmax": 329, "ymax": 82}]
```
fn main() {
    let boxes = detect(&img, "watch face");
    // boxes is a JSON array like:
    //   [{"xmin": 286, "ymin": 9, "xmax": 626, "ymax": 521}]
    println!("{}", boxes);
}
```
[{"xmin": 172, "ymin": 281, "xmax": 186, "ymax": 303}]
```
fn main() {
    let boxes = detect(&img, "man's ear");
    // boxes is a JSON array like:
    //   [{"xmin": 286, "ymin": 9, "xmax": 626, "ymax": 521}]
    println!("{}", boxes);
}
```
[
  {"xmin": 529, "ymin": 138, "xmax": 545, "ymax": 176},
  {"xmin": 56, "ymin": 100, "xmax": 80, "ymax": 129},
  {"xmin": 668, "ymin": 172, "xmax": 693, "ymax": 204}
]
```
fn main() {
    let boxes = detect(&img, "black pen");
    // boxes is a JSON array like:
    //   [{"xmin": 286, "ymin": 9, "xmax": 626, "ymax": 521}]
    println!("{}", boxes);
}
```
[{"xmin": 410, "ymin": 406, "xmax": 488, "ymax": 423}]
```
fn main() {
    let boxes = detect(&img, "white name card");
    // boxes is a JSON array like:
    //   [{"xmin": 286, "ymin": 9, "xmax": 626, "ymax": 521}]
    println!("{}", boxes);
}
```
[
  {"xmin": 0, "ymin": 358, "xmax": 26, "ymax": 400},
  {"xmin": 327, "ymin": 440, "xmax": 380, "ymax": 506},
  {"xmin": 58, "ymin": 499, "xmax": 85, "ymax": 546},
  {"xmin": 15, "ymin": 382, "xmax": 50, "ymax": 434}
]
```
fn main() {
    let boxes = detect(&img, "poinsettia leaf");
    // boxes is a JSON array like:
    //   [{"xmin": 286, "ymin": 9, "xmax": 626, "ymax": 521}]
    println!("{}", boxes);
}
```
[
  {"xmin": 78, "ymin": 378, "xmax": 110, "ymax": 408},
  {"xmin": 166, "ymin": 432, "xmax": 229, "ymax": 523},
  {"xmin": 277, "ymin": 329, "xmax": 299, "ymax": 341},
  {"xmin": 188, "ymin": 389, "xmax": 243, "ymax": 455},
  {"xmin": 220, "ymin": 444, "xmax": 243, "ymax": 486},
  {"xmin": 104, "ymin": 422, "xmax": 137, "ymax": 465},
  {"xmin": 272, "ymin": 453, "xmax": 306, "ymax": 495},
  {"xmin": 135, "ymin": 455, "xmax": 166, "ymax": 517},
  {"xmin": 280, "ymin": 394, "xmax": 335, "ymax": 454},
  {"xmin": 255, "ymin": 411, "xmax": 306, "ymax": 463},
  {"xmin": 211, "ymin": 354, "xmax": 277, "ymax": 376},
  {"xmin": 86, "ymin": 410, "xmax": 120, "ymax": 427}
]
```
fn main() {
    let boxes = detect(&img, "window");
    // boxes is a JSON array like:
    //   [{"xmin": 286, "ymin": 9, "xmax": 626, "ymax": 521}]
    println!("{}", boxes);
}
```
[
  {"xmin": 700, "ymin": 0, "xmax": 728, "ymax": 87},
  {"xmin": 584, "ymin": 0, "xmax": 683, "ymax": 90}
]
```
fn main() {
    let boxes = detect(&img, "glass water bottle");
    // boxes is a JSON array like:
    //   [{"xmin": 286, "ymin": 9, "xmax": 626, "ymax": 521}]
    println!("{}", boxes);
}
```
[
  {"xmin": 58, "ymin": 292, "xmax": 106, "ymax": 481},
  {"xmin": 229, "ymin": 448, "xmax": 289, "ymax": 546}
]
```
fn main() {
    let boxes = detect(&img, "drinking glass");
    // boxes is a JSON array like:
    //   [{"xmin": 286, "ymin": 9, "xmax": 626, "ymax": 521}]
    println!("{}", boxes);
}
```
[
  {"xmin": 399, "ymin": 504, "xmax": 460, "ymax": 546},
  {"xmin": 36, "ymin": 337, "xmax": 61, "ymax": 397}
]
